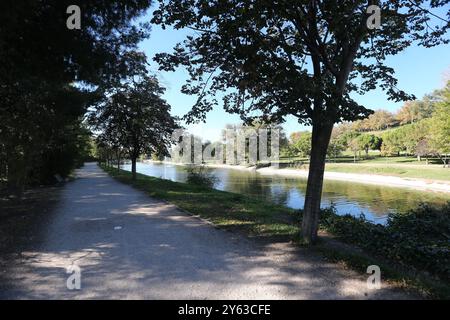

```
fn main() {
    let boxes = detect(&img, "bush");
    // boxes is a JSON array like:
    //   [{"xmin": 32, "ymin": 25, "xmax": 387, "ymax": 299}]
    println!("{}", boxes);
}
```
[
  {"xmin": 318, "ymin": 203, "xmax": 450, "ymax": 282},
  {"xmin": 185, "ymin": 165, "xmax": 218, "ymax": 188}
]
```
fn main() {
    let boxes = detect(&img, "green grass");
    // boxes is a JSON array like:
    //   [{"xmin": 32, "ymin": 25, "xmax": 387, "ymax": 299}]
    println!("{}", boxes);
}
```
[
  {"xmin": 101, "ymin": 164, "xmax": 299, "ymax": 241},
  {"xmin": 276, "ymin": 155, "xmax": 450, "ymax": 181},
  {"xmin": 101, "ymin": 164, "xmax": 450, "ymax": 298},
  {"xmin": 324, "ymin": 163, "xmax": 450, "ymax": 181}
]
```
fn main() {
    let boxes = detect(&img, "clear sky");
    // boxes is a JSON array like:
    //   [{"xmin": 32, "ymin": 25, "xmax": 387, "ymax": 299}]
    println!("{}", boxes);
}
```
[{"xmin": 138, "ymin": 7, "xmax": 450, "ymax": 142}]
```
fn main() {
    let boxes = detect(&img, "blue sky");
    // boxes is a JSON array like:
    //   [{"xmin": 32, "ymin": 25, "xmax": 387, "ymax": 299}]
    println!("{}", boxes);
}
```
[{"xmin": 138, "ymin": 8, "xmax": 450, "ymax": 142}]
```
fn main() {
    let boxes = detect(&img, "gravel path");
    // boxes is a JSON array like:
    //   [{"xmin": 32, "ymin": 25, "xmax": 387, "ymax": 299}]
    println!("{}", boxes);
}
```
[{"xmin": 0, "ymin": 163, "xmax": 414, "ymax": 299}]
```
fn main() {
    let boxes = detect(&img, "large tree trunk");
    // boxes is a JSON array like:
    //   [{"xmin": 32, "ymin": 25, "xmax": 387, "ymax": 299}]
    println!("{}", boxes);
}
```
[
  {"xmin": 301, "ymin": 122, "xmax": 334, "ymax": 244},
  {"xmin": 131, "ymin": 156, "xmax": 137, "ymax": 180}
]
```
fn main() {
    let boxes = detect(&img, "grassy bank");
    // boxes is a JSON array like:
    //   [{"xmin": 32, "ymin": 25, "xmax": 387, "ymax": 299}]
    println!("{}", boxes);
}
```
[
  {"xmin": 323, "ymin": 163, "xmax": 450, "ymax": 181},
  {"xmin": 100, "ymin": 164, "xmax": 449, "ymax": 298},
  {"xmin": 274, "ymin": 155, "xmax": 450, "ymax": 181},
  {"xmin": 101, "ymin": 164, "xmax": 299, "ymax": 240}
]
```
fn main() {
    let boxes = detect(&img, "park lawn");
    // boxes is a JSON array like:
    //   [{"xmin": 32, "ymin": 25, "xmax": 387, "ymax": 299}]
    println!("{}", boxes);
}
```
[
  {"xmin": 323, "ymin": 163, "xmax": 450, "ymax": 181},
  {"xmin": 277, "ymin": 155, "xmax": 450, "ymax": 181},
  {"xmin": 333, "ymin": 153, "xmax": 444, "ymax": 165}
]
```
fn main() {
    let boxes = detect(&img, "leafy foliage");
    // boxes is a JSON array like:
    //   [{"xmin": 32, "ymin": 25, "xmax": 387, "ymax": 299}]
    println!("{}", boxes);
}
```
[
  {"xmin": 0, "ymin": 0, "xmax": 153, "ymax": 192},
  {"xmin": 352, "ymin": 110, "xmax": 398, "ymax": 132},
  {"xmin": 396, "ymin": 93, "xmax": 439, "ymax": 125},
  {"xmin": 319, "ymin": 203, "xmax": 450, "ymax": 281},
  {"xmin": 89, "ymin": 63, "xmax": 179, "ymax": 179},
  {"xmin": 289, "ymin": 132, "xmax": 313, "ymax": 157},
  {"xmin": 151, "ymin": 0, "xmax": 450, "ymax": 242},
  {"xmin": 356, "ymin": 134, "xmax": 382, "ymax": 155},
  {"xmin": 429, "ymin": 82, "xmax": 450, "ymax": 155},
  {"xmin": 186, "ymin": 166, "xmax": 218, "ymax": 188}
]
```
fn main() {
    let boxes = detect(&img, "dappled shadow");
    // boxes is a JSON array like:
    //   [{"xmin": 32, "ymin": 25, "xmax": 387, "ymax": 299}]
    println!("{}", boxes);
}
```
[{"xmin": 0, "ymin": 163, "xmax": 413, "ymax": 299}]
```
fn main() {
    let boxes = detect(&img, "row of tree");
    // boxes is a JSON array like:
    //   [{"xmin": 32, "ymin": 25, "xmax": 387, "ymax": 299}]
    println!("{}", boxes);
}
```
[
  {"xmin": 350, "ymin": 87, "xmax": 444, "ymax": 132},
  {"xmin": 284, "ymin": 130, "xmax": 381, "ymax": 161},
  {"xmin": 90, "ymin": 61, "xmax": 179, "ymax": 180},
  {"xmin": 175, "ymin": 81, "xmax": 449, "ymax": 166},
  {"xmin": 3, "ymin": 1, "xmax": 448, "ymax": 245},
  {"xmin": 152, "ymin": 0, "xmax": 449, "ymax": 244},
  {"xmin": 0, "ymin": 1, "xmax": 154, "ymax": 195},
  {"xmin": 381, "ymin": 84, "xmax": 450, "ymax": 165},
  {"xmin": 282, "ymin": 82, "xmax": 449, "ymax": 166}
]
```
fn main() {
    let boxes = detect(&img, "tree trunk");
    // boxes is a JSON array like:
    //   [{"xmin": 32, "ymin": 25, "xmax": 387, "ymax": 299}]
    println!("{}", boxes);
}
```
[
  {"xmin": 6, "ymin": 161, "xmax": 23, "ymax": 197},
  {"xmin": 131, "ymin": 157, "xmax": 137, "ymax": 180},
  {"xmin": 439, "ymin": 154, "xmax": 447, "ymax": 168},
  {"xmin": 6, "ymin": 149, "xmax": 26, "ymax": 198},
  {"xmin": 117, "ymin": 151, "xmax": 120, "ymax": 172},
  {"xmin": 301, "ymin": 122, "xmax": 334, "ymax": 244}
]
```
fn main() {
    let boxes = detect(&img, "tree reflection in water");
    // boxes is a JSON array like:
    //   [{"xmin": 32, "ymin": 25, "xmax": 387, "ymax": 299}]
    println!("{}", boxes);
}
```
[{"xmin": 122, "ymin": 162, "xmax": 450, "ymax": 225}]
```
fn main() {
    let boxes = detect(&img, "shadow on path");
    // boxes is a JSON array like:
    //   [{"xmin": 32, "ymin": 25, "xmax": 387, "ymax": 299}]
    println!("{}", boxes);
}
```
[{"xmin": 0, "ymin": 163, "xmax": 412, "ymax": 299}]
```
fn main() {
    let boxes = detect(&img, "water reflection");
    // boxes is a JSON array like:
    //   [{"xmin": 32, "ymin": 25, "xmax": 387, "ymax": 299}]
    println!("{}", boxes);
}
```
[{"xmin": 121, "ymin": 162, "xmax": 450, "ymax": 225}]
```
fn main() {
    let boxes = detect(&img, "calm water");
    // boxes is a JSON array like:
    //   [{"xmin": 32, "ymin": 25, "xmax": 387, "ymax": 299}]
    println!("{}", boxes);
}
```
[{"xmin": 121, "ymin": 162, "xmax": 450, "ymax": 224}]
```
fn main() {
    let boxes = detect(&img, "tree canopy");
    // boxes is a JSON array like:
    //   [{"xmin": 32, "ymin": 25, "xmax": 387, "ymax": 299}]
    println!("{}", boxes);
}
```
[
  {"xmin": 429, "ymin": 81, "xmax": 450, "ymax": 162},
  {"xmin": 151, "ymin": 0, "xmax": 450, "ymax": 243},
  {"xmin": 90, "ymin": 62, "xmax": 179, "ymax": 180},
  {"xmin": 0, "ymin": 1, "xmax": 153, "ymax": 193}
]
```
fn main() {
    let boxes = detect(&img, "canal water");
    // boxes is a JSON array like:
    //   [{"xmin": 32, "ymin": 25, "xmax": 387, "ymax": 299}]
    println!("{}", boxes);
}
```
[{"xmin": 121, "ymin": 162, "xmax": 450, "ymax": 224}]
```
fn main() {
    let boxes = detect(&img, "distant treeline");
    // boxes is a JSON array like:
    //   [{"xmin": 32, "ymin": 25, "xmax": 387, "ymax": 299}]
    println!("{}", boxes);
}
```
[
  {"xmin": 283, "ymin": 83, "xmax": 450, "ymax": 164},
  {"xmin": 170, "ymin": 85, "xmax": 449, "ymax": 166}
]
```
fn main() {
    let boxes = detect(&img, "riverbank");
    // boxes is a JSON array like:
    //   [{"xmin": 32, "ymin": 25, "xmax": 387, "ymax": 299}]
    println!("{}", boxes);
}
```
[
  {"xmin": 102, "ymin": 164, "xmax": 449, "ymax": 298},
  {"xmin": 145, "ymin": 160, "xmax": 450, "ymax": 193},
  {"xmin": 146, "ymin": 160, "xmax": 257, "ymax": 172},
  {"xmin": 256, "ymin": 167, "xmax": 450, "ymax": 193},
  {"xmin": 186, "ymin": 161, "xmax": 450, "ymax": 193}
]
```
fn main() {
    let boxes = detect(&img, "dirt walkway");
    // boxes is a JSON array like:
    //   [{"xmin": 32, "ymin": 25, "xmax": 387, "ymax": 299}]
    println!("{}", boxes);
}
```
[{"xmin": 0, "ymin": 163, "xmax": 414, "ymax": 299}]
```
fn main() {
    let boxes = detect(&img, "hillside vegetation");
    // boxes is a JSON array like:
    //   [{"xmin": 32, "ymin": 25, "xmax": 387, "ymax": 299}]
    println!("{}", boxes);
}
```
[{"xmin": 278, "ymin": 83, "xmax": 450, "ymax": 179}]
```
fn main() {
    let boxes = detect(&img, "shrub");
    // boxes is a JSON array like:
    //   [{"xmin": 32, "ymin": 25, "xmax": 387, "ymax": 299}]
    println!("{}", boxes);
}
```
[
  {"xmin": 185, "ymin": 165, "xmax": 218, "ymax": 188},
  {"xmin": 318, "ymin": 203, "xmax": 450, "ymax": 282}
]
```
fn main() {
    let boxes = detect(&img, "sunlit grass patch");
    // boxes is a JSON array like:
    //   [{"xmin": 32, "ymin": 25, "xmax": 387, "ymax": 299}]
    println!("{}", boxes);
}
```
[{"xmin": 102, "ymin": 165, "xmax": 297, "ymax": 240}]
